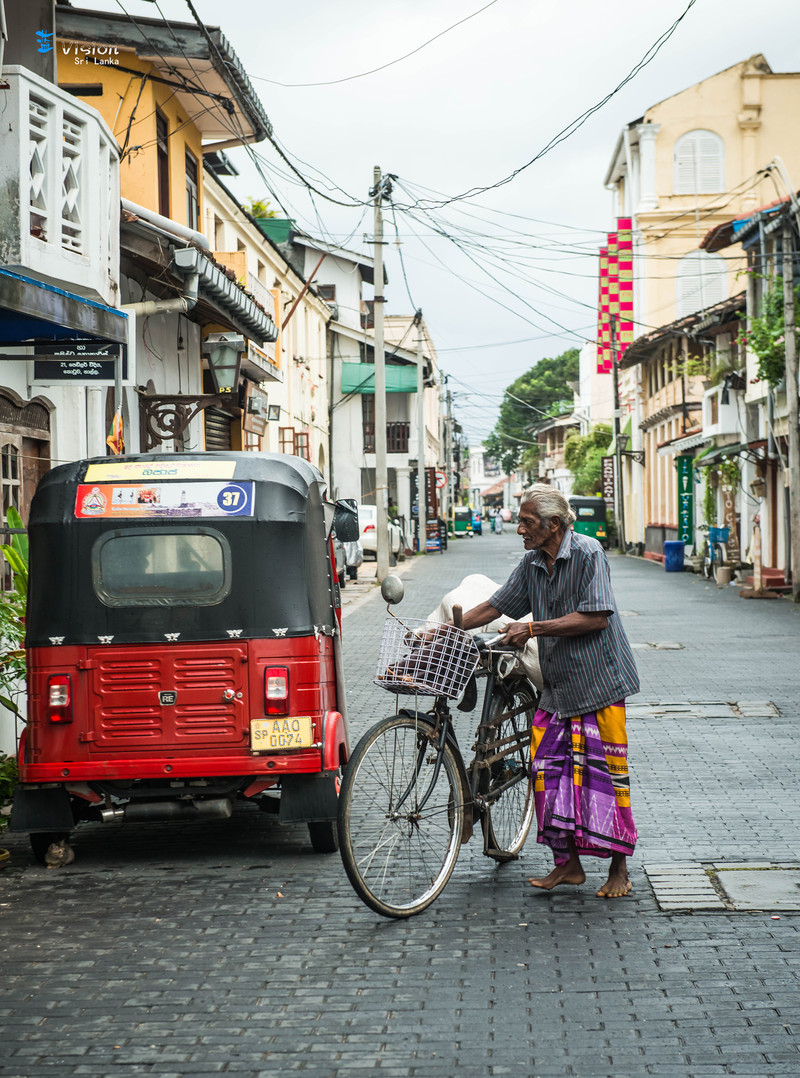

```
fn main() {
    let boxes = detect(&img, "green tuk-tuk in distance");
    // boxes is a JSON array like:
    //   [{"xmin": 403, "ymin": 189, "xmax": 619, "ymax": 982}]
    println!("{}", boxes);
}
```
[
  {"xmin": 569, "ymin": 496, "xmax": 608, "ymax": 548},
  {"xmin": 453, "ymin": 506, "xmax": 473, "ymax": 537}
]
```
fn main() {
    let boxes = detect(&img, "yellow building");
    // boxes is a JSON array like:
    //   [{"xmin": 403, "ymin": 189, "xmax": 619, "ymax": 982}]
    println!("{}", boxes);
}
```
[
  {"xmin": 603, "ymin": 54, "xmax": 800, "ymax": 552},
  {"xmin": 54, "ymin": 6, "xmax": 277, "ymax": 454},
  {"xmin": 606, "ymin": 55, "xmax": 800, "ymax": 333}
]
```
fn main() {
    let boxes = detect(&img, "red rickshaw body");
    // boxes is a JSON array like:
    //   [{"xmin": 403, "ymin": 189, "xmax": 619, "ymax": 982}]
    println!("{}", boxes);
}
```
[{"xmin": 12, "ymin": 452, "xmax": 356, "ymax": 856}]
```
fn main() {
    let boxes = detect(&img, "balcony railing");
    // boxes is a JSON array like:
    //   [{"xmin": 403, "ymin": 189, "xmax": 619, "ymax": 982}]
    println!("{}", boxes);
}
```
[
  {"xmin": 247, "ymin": 271, "xmax": 274, "ymax": 314},
  {"xmin": 363, "ymin": 421, "xmax": 410, "ymax": 454},
  {"xmin": 0, "ymin": 66, "xmax": 120, "ymax": 304}
]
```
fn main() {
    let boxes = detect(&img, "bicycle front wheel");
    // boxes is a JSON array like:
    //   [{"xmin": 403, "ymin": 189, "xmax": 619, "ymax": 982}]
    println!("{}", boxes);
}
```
[
  {"xmin": 480, "ymin": 679, "xmax": 537, "ymax": 861},
  {"xmin": 338, "ymin": 715, "xmax": 466, "ymax": 918}
]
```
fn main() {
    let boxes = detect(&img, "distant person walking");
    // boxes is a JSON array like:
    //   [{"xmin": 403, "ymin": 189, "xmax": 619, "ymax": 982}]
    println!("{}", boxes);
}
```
[
  {"xmin": 493, "ymin": 509, "xmax": 503, "ymax": 535},
  {"xmin": 459, "ymin": 484, "xmax": 639, "ymax": 898}
]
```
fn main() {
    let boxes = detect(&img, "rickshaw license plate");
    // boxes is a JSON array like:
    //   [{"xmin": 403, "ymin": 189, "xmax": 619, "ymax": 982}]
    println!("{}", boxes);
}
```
[{"xmin": 250, "ymin": 716, "xmax": 313, "ymax": 751}]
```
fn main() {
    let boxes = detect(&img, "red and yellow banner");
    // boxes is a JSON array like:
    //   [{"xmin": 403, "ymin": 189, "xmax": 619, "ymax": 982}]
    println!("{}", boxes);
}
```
[{"xmin": 597, "ymin": 217, "xmax": 634, "ymax": 373}]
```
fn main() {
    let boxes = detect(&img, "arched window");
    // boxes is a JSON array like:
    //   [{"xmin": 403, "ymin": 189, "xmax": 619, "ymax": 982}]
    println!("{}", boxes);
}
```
[
  {"xmin": 673, "ymin": 130, "xmax": 724, "ymax": 194},
  {"xmin": 676, "ymin": 250, "xmax": 728, "ymax": 318}
]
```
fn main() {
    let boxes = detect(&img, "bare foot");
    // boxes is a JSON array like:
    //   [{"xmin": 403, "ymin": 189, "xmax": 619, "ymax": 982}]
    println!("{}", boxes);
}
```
[
  {"xmin": 596, "ymin": 857, "xmax": 632, "ymax": 898},
  {"xmin": 529, "ymin": 863, "xmax": 586, "ymax": 891}
]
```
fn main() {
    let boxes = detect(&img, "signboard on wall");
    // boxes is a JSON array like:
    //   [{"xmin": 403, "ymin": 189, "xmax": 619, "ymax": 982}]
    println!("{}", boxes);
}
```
[
  {"xmin": 31, "ymin": 340, "xmax": 127, "ymax": 383},
  {"xmin": 601, "ymin": 456, "xmax": 615, "ymax": 512},
  {"xmin": 676, "ymin": 455, "xmax": 694, "ymax": 545}
]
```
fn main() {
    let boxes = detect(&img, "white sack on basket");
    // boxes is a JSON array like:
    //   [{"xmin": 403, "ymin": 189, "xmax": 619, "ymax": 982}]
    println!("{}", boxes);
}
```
[{"xmin": 426, "ymin": 573, "xmax": 542, "ymax": 691}]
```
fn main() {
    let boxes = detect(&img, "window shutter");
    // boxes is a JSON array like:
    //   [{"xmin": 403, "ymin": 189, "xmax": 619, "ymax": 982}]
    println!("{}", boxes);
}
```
[
  {"xmin": 676, "ymin": 251, "xmax": 727, "ymax": 318},
  {"xmin": 673, "ymin": 130, "xmax": 724, "ymax": 194}
]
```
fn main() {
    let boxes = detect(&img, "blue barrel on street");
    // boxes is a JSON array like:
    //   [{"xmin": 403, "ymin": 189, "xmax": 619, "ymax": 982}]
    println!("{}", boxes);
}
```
[{"xmin": 663, "ymin": 540, "xmax": 685, "ymax": 572}]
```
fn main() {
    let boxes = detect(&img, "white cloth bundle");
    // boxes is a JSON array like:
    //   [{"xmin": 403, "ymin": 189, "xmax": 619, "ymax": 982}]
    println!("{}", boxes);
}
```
[{"xmin": 426, "ymin": 573, "xmax": 543, "ymax": 691}]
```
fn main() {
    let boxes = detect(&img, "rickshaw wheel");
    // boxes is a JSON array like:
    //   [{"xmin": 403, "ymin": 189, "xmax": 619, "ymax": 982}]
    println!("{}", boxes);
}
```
[
  {"xmin": 29, "ymin": 831, "xmax": 70, "ymax": 864},
  {"xmin": 308, "ymin": 821, "xmax": 339, "ymax": 853}
]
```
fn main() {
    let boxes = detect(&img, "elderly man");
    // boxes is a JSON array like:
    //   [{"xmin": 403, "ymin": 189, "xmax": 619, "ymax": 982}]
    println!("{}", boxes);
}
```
[{"xmin": 459, "ymin": 484, "xmax": 639, "ymax": 899}]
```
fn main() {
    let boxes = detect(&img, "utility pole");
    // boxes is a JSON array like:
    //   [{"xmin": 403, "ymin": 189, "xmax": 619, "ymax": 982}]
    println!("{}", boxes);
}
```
[
  {"xmin": 415, "ymin": 311, "xmax": 426, "ymax": 556},
  {"xmin": 782, "ymin": 217, "xmax": 800, "ymax": 601},
  {"xmin": 371, "ymin": 166, "xmax": 389, "ymax": 582},
  {"xmin": 611, "ymin": 317, "xmax": 626, "ymax": 554}
]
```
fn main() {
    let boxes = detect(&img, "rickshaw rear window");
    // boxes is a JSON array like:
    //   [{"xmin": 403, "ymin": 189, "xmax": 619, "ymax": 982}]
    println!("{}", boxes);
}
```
[{"xmin": 92, "ymin": 529, "xmax": 231, "ymax": 607}]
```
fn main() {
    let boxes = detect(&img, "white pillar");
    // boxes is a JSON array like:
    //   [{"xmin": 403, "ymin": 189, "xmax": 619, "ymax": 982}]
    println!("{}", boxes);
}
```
[
  {"xmin": 86, "ymin": 387, "xmax": 107, "ymax": 458},
  {"xmin": 636, "ymin": 123, "xmax": 660, "ymax": 213}
]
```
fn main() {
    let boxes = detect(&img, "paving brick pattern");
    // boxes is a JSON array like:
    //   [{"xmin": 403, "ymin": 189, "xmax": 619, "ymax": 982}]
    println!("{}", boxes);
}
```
[{"xmin": 2, "ymin": 532, "xmax": 800, "ymax": 1077}]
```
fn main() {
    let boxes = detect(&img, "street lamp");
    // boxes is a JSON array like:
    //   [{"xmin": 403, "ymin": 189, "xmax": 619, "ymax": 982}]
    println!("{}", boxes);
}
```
[{"xmin": 202, "ymin": 333, "xmax": 247, "ymax": 394}]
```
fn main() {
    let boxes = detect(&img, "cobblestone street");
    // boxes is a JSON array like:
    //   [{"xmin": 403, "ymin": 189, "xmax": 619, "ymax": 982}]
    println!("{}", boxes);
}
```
[{"xmin": 2, "ymin": 532, "xmax": 800, "ymax": 1077}]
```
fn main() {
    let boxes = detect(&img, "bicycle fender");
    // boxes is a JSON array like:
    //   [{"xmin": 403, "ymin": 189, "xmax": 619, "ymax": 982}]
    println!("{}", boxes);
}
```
[
  {"xmin": 320, "ymin": 710, "xmax": 349, "ymax": 771},
  {"xmin": 397, "ymin": 708, "xmax": 474, "ymax": 843}
]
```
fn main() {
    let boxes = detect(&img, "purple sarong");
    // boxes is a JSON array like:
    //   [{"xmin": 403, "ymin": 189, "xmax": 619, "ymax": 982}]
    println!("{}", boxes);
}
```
[{"xmin": 531, "ymin": 701, "xmax": 636, "ymax": 864}]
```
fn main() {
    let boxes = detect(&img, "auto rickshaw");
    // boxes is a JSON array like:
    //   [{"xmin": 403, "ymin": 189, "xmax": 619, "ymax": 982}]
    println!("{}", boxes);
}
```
[
  {"xmin": 453, "ymin": 506, "xmax": 473, "ymax": 537},
  {"xmin": 10, "ymin": 452, "xmax": 359, "ymax": 860},
  {"xmin": 569, "ymin": 495, "xmax": 608, "ymax": 548}
]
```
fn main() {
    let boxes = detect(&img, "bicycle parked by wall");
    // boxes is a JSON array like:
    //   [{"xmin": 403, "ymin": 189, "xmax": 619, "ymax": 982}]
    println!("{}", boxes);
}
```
[
  {"xmin": 337, "ymin": 576, "xmax": 539, "ymax": 919},
  {"xmin": 701, "ymin": 525, "xmax": 730, "ymax": 582}
]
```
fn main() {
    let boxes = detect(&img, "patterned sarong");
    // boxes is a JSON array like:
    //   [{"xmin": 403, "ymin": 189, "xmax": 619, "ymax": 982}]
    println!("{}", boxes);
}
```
[{"xmin": 531, "ymin": 701, "xmax": 636, "ymax": 863}]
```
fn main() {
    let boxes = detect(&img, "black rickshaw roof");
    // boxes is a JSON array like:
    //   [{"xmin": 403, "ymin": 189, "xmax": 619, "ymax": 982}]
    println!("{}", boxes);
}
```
[
  {"xmin": 25, "ymin": 453, "xmax": 338, "ymax": 646},
  {"xmin": 30, "ymin": 452, "xmax": 327, "ymax": 527}
]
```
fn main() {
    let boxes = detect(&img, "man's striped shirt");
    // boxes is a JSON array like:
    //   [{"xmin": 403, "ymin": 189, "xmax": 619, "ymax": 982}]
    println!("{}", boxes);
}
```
[{"xmin": 490, "ymin": 529, "xmax": 639, "ymax": 716}]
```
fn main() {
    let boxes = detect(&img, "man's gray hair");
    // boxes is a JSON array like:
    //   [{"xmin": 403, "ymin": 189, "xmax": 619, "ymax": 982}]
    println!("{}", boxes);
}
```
[{"xmin": 520, "ymin": 484, "xmax": 576, "ymax": 527}]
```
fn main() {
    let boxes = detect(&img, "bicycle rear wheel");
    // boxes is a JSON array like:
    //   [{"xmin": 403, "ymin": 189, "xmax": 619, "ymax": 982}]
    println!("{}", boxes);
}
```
[
  {"xmin": 338, "ymin": 715, "xmax": 465, "ymax": 918},
  {"xmin": 479, "ymin": 679, "xmax": 536, "ymax": 861}
]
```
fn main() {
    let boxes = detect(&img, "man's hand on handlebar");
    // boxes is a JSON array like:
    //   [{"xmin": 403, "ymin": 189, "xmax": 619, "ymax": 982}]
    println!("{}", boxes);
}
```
[{"xmin": 498, "ymin": 620, "xmax": 536, "ymax": 648}]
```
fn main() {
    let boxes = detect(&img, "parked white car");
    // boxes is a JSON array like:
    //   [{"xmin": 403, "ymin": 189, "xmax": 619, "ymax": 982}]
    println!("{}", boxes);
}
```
[{"xmin": 358, "ymin": 505, "xmax": 403, "ymax": 560}]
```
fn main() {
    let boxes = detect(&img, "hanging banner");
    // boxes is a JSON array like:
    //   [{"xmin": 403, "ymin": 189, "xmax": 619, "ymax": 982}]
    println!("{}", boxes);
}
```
[
  {"xmin": 676, "ymin": 456, "xmax": 693, "ymax": 545},
  {"xmin": 597, "ymin": 217, "xmax": 635, "ymax": 374},
  {"xmin": 597, "ymin": 246, "xmax": 611, "ymax": 373},
  {"xmin": 601, "ymin": 455, "xmax": 615, "ymax": 512}
]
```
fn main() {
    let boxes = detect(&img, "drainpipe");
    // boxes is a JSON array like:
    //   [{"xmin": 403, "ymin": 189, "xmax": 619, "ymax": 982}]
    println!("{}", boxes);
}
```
[
  {"xmin": 121, "ymin": 197, "xmax": 210, "ymax": 250},
  {"xmin": 120, "ymin": 261, "xmax": 200, "ymax": 416}
]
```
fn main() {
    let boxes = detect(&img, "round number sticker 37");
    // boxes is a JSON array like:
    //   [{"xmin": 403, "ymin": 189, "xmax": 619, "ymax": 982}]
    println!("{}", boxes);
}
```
[{"xmin": 216, "ymin": 483, "xmax": 253, "ymax": 515}]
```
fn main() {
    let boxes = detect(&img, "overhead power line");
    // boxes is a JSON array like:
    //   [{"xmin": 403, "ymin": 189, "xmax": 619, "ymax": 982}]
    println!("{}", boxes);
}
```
[
  {"xmin": 393, "ymin": 0, "xmax": 698, "ymax": 210},
  {"xmin": 248, "ymin": 0, "xmax": 503, "ymax": 88}
]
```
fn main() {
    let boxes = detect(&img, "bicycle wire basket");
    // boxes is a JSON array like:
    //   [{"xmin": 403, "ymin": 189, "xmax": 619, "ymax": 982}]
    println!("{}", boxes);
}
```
[
  {"xmin": 708, "ymin": 526, "xmax": 730, "ymax": 544},
  {"xmin": 374, "ymin": 616, "xmax": 480, "ymax": 699}
]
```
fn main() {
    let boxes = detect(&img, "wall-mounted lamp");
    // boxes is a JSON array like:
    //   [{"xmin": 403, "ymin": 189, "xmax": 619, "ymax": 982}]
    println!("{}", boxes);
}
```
[
  {"xmin": 202, "ymin": 333, "xmax": 247, "ymax": 394},
  {"xmin": 267, "ymin": 404, "xmax": 281, "ymax": 421}
]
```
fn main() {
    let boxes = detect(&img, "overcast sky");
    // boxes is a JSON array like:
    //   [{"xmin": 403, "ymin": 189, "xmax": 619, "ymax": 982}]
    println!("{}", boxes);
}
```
[{"xmin": 97, "ymin": 0, "xmax": 797, "ymax": 444}]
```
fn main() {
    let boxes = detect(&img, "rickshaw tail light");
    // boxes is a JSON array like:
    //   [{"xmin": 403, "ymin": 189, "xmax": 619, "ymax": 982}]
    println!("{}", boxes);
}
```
[
  {"xmin": 363, "ymin": 524, "xmax": 375, "ymax": 533},
  {"xmin": 265, "ymin": 667, "xmax": 289, "ymax": 715},
  {"xmin": 48, "ymin": 675, "xmax": 73, "ymax": 724}
]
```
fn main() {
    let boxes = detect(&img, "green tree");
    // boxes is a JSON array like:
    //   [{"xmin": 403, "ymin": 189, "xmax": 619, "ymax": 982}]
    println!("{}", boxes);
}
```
[
  {"xmin": 742, "ymin": 280, "xmax": 800, "ymax": 387},
  {"xmin": 564, "ymin": 423, "xmax": 613, "ymax": 495},
  {"xmin": 484, "ymin": 348, "xmax": 579, "ymax": 474},
  {"xmin": 243, "ymin": 197, "xmax": 278, "ymax": 220}
]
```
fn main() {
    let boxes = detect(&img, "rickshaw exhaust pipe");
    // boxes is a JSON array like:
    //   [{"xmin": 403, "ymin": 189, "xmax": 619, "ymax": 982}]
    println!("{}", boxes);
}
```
[{"xmin": 101, "ymin": 798, "xmax": 233, "ymax": 823}]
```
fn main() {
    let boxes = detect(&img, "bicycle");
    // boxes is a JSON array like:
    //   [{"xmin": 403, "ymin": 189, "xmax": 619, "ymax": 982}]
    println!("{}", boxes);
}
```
[
  {"xmin": 337, "ymin": 579, "xmax": 539, "ymax": 918},
  {"xmin": 701, "ymin": 525, "xmax": 730, "ymax": 582}
]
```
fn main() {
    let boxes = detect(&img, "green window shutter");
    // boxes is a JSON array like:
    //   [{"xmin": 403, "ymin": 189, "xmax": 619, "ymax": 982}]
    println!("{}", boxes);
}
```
[{"xmin": 341, "ymin": 363, "xmax": 418, "ymax": 393}]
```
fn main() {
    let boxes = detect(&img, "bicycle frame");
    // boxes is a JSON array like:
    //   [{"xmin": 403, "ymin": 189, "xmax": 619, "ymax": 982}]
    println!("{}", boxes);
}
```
[{"xmin": 397, "ymin": 645, "xmax": 534, "ymax": 845}]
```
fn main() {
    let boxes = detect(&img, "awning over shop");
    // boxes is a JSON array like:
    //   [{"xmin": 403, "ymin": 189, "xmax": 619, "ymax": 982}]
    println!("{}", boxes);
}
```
[
  {"xmin": 658, "ymin": 431, "xmax": 709, "ymax": 457},
  {"xmin": 341, "ymin": 362, "xmax": 418, "ymax": 394},
  {"xmin": 0, "ymin": 268, "xmax": 129, "ymax": 345},
  {"xmin": 695, "ymin": 441, "xmax": 749, "ymax": 465}
]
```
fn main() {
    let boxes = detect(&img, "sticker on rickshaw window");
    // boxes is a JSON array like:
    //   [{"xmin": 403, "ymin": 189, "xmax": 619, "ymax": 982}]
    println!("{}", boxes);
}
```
[
  {"xmin": 84, "ymin": 460, "xmax": 237, "ymax": 481},
  {"xmin": 250, "ymin": 717, "xmax": 314, "ymax": 752},
  {"xmin": 75, "ymin": 481, "xmax": 254, "ymax": 519}
]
